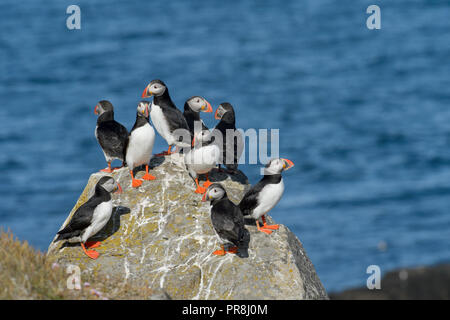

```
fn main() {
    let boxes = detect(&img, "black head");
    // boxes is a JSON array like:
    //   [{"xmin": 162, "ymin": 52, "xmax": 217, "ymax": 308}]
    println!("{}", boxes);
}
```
[
  {"xmin": 264, "ymin": 158, "xmax": 295, "ymax": 175},
  {"xmin": 96, "ymin": 176, "xmax": 122, "ymax": 194},
  {"xmin": 142, "ymin": 79, "xmax": 167, "ymax": 98},
  {"xmin": 94, "ymin": 100, "xmax": 114, "ymax": 116},
  {"xmin": 214, "ymin": 102, "xmax": 235, "ymax": 121},
  {"xmin": 185, "ymin": 96, "xmax": 213, "ymax": 113},
  {"xmin": 137, "ymin": 100, "xmax": 150, "ymax": 118},
  {"xmin": 202, "ymin": 183, "xmax": 227, "ymax": 202}
]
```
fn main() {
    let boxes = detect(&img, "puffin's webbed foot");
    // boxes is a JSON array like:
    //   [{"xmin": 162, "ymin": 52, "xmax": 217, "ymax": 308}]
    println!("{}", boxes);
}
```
[
  {"xmin": 213, "ymin": 245, "xmax": 226, "ymax": 256},
  {"xmin": 81, "ymin": 243, "xmax": 100, "ymax": 259},
  {"xmin": 256, "ymin": 220, "xmax": 273, "ymax": 234},
  {"xmin": 142, "ymin": 165, "xmax": 156, "ymax": 181},
  {"xmin": 85, "ymin": 241, "xmax": 101, "ymax": 249}
]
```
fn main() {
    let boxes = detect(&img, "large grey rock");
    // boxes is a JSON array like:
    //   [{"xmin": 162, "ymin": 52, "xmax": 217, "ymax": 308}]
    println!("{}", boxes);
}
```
[{"xmin": 47, "ymin": 154, "xmax": 327, "ymax": 300}]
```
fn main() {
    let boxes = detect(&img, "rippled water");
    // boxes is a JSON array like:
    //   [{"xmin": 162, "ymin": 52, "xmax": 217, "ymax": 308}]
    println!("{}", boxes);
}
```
[{"xmin": 1, "ymin": 0, "xmax": 449, "ymax": 292}]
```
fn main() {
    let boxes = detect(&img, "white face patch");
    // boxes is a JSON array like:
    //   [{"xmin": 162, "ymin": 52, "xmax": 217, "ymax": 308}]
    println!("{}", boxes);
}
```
[
  {"xmin": 264, "ymin": 159, "xmax": 284, "ymax": 175},
  {"xmin": 188, "ymin": 97, "xmax": 204, "ymax": 112}
]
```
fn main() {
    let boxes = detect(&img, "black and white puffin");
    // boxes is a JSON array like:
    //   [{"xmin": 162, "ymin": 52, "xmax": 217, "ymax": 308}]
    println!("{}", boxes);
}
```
[
  {"xmin": 54, "ymin": 176, "xmax": 122, "ymax": 259},
  {"xmin": 184, "ymin": 129, "xmax": 220, "ymax": 194},
  {"xmin": 239, "ymin": 158, "xmax": 294, "ymax": 234},
  {"xmin": 141, "ymin": 80, "xmax": 190, "ymax": 156},
  {"xmin": 94, "ymin": 100, "xmax": 129, "ymax": 172},
  {"xmin": 202, "ymin": 183, "xmax": 249, "ymax": 258},
  {"xmin": 125, "ymin": 101, "xmax": 156, "ymax": 188},
  {"xmin": 213, "ymin": 102, "xmax": 243, "ymax": 174},
  {"xmin": 183, "ymin": 96, "xmax": 212, "ymax": 140}
]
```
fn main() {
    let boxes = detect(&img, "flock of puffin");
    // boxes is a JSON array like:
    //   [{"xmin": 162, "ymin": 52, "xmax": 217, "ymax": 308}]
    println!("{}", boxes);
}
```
[{"xmin": 54, "ymin": 79, "xmax": 294, "ymax": 260}]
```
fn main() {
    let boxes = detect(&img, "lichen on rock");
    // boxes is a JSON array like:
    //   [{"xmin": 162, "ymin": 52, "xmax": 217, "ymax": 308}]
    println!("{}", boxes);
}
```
[{"xmin": 47, "ymin": 154, "xmax": 328, "ymax": 300}]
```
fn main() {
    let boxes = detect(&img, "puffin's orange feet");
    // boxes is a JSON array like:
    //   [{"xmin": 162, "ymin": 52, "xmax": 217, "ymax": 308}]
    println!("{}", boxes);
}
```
[
  {"xmin": 81, "ymin": 243, "xmax": 100, "ymax": 259},
  {"xmin": 226, "ymin": 246, "xmax": 238, "ymax": 254},
  {"xmin": 256, "ymin": 221, "xmax": 273, "ymax": 234},
  {"xmin": 85, "ymin": 250, "xmax": 99, "ymax": 259},
  {"xmin": 132, "ymin": 179, "xmax": 143, "ymax": 188},
  {"xmin": 142, "ymin": 173, "xmax": 156, "ymax": 181},
  {"xmin": 155, "ymin": 146, "xmax": 173, "ymax": 157},
  {"xmin": 259, "ymin": 228, "xmax": 272, "ymax": 235},
  {"xmin": 195, "ymin": 186, "xmax": 207, "ymax": 194},
  {"xmin": 85, "ymin": 241, "xmax": 101, "ymax": 249},
  {"xmin": 213, "ymin": 249, "xmax": 226, "ymax": 256},
  {"xmin": 262, "ymin": 224, "xmax": 279, "ymax": 230},
  {"xmin": 203, "ymin": 180, "xmax": 212, "ymax": 188}
]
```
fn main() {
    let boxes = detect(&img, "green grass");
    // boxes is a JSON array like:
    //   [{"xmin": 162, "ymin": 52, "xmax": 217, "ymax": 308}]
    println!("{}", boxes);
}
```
[{"xmin": 0, "ymin": 229, "xmax": 154, "ymax": 300}]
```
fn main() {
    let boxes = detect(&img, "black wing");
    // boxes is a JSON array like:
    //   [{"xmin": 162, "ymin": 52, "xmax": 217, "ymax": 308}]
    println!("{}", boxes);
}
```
[
  {"xmin": 57, "ymin": 195, "xmax": 103, "ymax": 238},
  {"xmin": 97, "ymin": 120, "xmax": 129, "ymax": 159},
  {"xmin": 211, "ymin": 200, "xmax": 245, "ymax": 245},
  {"xmin": 164, "ymin": 107, "xmax": 189, "ymax": 132},
  {"xmin": 239, "ymin": 180, "xmax": 266, "ymax": 216}
]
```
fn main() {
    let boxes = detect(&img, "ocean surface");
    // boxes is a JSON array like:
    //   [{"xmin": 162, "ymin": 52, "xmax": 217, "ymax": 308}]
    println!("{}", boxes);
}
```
[{"xmin": 1, "ymin": 0, "xmax": 449, "ymax": 292}]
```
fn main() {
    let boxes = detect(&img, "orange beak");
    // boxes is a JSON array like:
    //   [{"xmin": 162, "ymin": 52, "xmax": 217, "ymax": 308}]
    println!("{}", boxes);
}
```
[
  {"xmin": 142, "ymin": 86, "xmax": 149, "ymax": 98},
  {"xmin": 144, "ymin": 105, "xmax": 149, "ymax": 118},
  {"xmin": 204, "ymin": 101, "xmax": 213, "ymax": 113},
  {"xmin": 281, "ymin": 158, "xmax": 294, "ymax": 170},
  {"xmin": 214, "ymin": 107, "xmax": 221, "ymax": 120},
  {"xmin": 94, "ymin": 105, "xmax": 99, "ymax": 115},
  {"xmin": 115, "ymin": 183, "xmax": 123, "ymax": 194},
  {"xmin": 201, "ymin": 192, "xmax": 208, "ymax": 202}
]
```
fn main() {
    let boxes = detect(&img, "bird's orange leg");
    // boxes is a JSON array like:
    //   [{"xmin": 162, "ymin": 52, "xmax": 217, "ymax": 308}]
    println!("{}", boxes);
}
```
[
  {"xmin": 202, "ymin": 173, "xmax": 212, "ymax": 188},
  {"xmin": 130, "ymin": 170, "xmax": 143, "ymax": 188},
  {"xmin": 262, "ymin": 215, "xmax": 279, "ymax": 230},
  {"xmin": 155, "ymin": 145, "xmax": 173, "ymax": 157},
  {"xmin": 194, "ymin": 178, "xmax": 206, "ymax": 194},
  {"xmin": 213, "ymin": 244, "xmax": 226, "ymax": 256},
  {"xmin": 142, "ymin": 165, "xmax": 156, "ymax": 181},
  {"xmin": 256, "ymin": 220, "xmax": 272, "ymax": 234},
  {"xmin": 85, "ymin": 241, "xmax": 101, "ymax": 249},
  {"xmin": 81, "ymin": 243, "xmax": 99, "ymax": 259},
  {"xmin": 100, "ymin": 162, "xmax": 113, "ymax": 173}
]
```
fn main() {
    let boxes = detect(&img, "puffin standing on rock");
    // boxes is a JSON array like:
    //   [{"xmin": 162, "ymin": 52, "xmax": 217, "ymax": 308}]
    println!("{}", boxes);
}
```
[
  {"xmin": 184, "ymin": 130, "xmax": 220, "ymax": 194},
  {"xmin": 141, "ymin": 80, "xmax": 191, "ymax": 156},
  {"xmin": 202, "ymin": 183, "xmax": 249, "ymax": 258},
  {"xmin": 94, "ymin": 100, "xmax": 129, "ymax": 173},
  {"xmin": 54, "ymin": 176, "xmax": 122, "ymax": 259},
  {"xmin": 213, "ymin": 102, "xmax": 243, "ymax": 174},
  {"xmin": 183, "ymin": 96, "xmax": 213, "ymax": 140},
  {"xmin": 239, "ymin": 158, "xmax": 294, "ymax": 234},
  {"xmin": 126, "ymin": 101, "xmax": 156, "ymax": 188}
]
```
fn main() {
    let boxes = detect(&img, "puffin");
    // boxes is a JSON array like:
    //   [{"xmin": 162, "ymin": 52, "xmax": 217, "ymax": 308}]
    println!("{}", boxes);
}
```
[
  {"xmin": 239, "ymin": 158, "xmax": 294, "ymax": 234},
  {"xmin": 183, "ymin": 96, "xmax": 213, "ymax": 140},
  {"xmin": 125, "ymin": 101, "xmax": 156, "ymax": 188},
  {"xmin": 184, "ymin": 129, "xmax": 220, "ymax": 194},
  {"xmin": 94, "ymin": 100, "xmax": 129, "ymax": 173},
  {"xmin": 54, "ymin": 176, "xmax": 122, "ymax": 259},
  {"xmin": 141, "ymin": 79, "xmax": 191, "ymax": 156},
  {"xmin": 202, "ymin": 183, "xmax": 249, "ymax": 258},
  {"xmin": 213, "ymin": 102, "xmax": 243, "ymax": 174}
]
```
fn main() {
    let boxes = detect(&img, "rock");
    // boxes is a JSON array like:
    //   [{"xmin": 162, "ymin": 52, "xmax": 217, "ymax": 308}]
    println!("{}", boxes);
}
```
[
  {"xmin": 47, "ymin": 154, "xmax": 327, "ymax": 300},
  {"xmin": 330, "ymin": 264, "xmax": 450, "ymax": 300}
]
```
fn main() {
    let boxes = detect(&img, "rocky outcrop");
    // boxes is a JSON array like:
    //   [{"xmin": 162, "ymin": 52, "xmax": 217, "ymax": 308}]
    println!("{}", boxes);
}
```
[{"xmin": 47, "ymin": 154, "xmax": 327, "ymax": 300}]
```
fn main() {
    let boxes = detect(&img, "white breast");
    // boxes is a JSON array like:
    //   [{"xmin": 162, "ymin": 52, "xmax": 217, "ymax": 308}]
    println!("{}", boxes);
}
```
[
  {"xmin": 184, "ymin": 144, "xmax": 220, "ymax": 174},
  {"xmin": 150, "ymin": 102, "xmax": 174, "ymax": 145},
  {"xmin": 126, "ymin": 123, "xmax": 155, "ymax": 169},
  {"xmin": 251, "ymin": 179, "xmax": 285, "ymax": 220},
  {"xmin": 81, "ymin": 200, "xmax": 113, "ymax": 242}
]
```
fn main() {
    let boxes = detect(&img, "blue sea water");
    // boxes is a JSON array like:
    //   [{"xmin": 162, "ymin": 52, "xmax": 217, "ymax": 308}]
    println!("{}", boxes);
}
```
[{"xmin": 1, "ymin": 0, "xmax": 449, "ymax": 292}]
